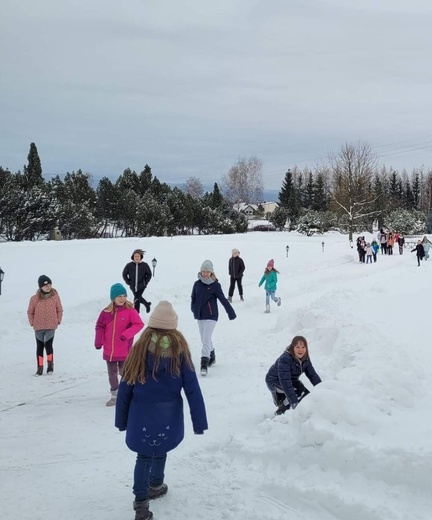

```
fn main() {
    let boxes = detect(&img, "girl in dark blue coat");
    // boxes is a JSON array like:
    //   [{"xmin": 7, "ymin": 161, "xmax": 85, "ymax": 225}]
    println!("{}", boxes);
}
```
[
  {"xmin": 265, "ymin": 335, "xmax": 321, "ymax": 416},
  {"xmin": 191, "ymin": 259, "xmax": 236, "ymax": 376},
  {"xmin": 115, "ymin": 301, "xmax": 208, "ymax": 520}
]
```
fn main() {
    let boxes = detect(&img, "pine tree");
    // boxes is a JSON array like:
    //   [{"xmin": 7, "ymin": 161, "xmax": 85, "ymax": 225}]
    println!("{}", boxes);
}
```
[
  {"xmin": 313, "ymin": 173, "xmax": 328, "ymax": 211},
  {"xmin": 139, "ymin": 165, "xmax": 153, "ymax": 196},
  {"xmin": 412, "ymin": 172, "xmax": 420, "ymax": 209},
  {"xmin": 116, "ymin": 168, "xmax": 140, "ymax": 194},
  {"xmin": 304, "ymin": 171, "xmax": 314, "ymax": 209},
  {"xmin": 23, "ymin": 142, "xmax": 43, "ymax": 187},
  {"xmin": 404, "ymin": 179, "xmax": 415, "ymax": 209},
  {"xmin": 51, "ymin": 171, "xmax": 97, "ymax": 239},
  {"xmin": 278, "ymin": 169, "xmax": 301, "ymax": 223},
  {"xmin": 96, "ymin": 177, "xmax": 120, "ymax": 237}
]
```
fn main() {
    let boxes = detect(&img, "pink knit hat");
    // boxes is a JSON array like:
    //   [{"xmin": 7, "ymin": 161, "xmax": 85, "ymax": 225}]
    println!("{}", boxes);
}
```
[{"xmin": 267, "ymin": 259, "xmax": 275, "ymax": 269}]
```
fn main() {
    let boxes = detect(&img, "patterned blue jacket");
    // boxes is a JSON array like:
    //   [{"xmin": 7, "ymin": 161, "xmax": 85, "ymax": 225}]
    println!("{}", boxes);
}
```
[{"xmin": 115, "ymin": 354, "xmax": 208, "ymax": 455}]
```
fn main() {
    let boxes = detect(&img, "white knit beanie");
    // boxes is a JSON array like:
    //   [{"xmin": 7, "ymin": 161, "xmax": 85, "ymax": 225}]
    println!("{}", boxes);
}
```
[
  {"xmin": 200, "ymin": 260, "xmax": 214, "ymax": 273},
  {"xmin": 148, "ymin": 301, "xmax": 178, "ymax": 330}
]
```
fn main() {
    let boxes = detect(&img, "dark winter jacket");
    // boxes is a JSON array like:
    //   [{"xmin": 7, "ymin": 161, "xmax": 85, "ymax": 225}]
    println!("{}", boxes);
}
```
[
  {"xmin": 191, "ymin": 279, "xmax": 236, "ymax": 321},
  {"xmin": 122, "ymin": 261, "xmax": 152, "ymax": 293},
  {"xmin": 228, "ymin": 256, "xmax": 245, "ymax": 279},
  {"xmin": 265, "ymin": 351, "xmax": 321, "ymax": 407},
  {"xmin": 115, "ymin": 350, "xmax": 208, "ymax": 455},
  {"xmin": 412, "ymin": 244, "xmax": 425, "ymax": 259}
]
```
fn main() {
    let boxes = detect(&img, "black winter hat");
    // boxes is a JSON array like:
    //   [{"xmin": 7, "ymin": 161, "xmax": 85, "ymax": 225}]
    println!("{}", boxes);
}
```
[
  {"xmin": 131, "ymin": 249, "xmax": 145, "ymax": 260},
  {"xmin": 38, "ymin": 275, "xmax": 52, "ymax": 288}
]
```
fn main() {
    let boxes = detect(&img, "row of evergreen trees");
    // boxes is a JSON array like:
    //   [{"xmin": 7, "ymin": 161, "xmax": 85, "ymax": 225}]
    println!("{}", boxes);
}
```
[
  {"xmin": 1, "ymin": 142, "xmax": 432, "ymax": 241},
  {"xmin": 0, "ymin": 145, "xmax": 248, "ymax": 241}
]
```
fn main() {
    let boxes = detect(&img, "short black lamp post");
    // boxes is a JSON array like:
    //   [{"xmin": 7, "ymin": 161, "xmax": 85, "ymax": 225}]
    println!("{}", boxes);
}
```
[
  {"xmin": 286, "ymin": 245, "xmax": 289, "ymax": 257},
  {"xmin": 322, "ymin": 241, "xmax": 325, "ymax": 252},
  {"xmin": 0, "ymin": 267, "xmax": 4, "ymax": 296},
  {"xmin": 151, "ymin": 258, "xmax": 157, "ymax": 277}
]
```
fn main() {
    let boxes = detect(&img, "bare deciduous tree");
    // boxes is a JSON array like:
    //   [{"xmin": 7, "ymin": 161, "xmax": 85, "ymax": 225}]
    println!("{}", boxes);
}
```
[
  {"xmin": 222, "ymin": 156, "xmax": 264, "ymax": 206},
  {"xmin": 183, "ymin": 176, "xmax": 204, "ymax": 199},
  {"xmin": 329, "ymin": 142, "xmax": 379, "ymax": 240}
]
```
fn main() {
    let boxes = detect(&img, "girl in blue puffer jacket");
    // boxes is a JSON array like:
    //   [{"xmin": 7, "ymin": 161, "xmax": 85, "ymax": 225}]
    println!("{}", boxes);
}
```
[
  {"xmin": 115, "ymin": 301, "xmax": 208, "ymax": 520},
  {"xmin": 265, "ymin": 335, "xmax": 321, "ymax": 416}
]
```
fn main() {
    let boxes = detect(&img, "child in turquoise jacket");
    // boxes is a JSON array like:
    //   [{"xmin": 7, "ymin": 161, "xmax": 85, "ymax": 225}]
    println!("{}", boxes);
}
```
[{"xmin": 258, "ymin": 259, "xmax": 281, "ymax": 313}]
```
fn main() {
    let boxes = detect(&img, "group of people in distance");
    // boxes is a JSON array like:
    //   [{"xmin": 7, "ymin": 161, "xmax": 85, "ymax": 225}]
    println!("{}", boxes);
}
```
[
  {"xmin": 26, "ymin": 247, "xmax": 321, "ymax": 520},
  {"xmin": 356, "ymin": 230, "xmax": 432, "ymax": 267}
]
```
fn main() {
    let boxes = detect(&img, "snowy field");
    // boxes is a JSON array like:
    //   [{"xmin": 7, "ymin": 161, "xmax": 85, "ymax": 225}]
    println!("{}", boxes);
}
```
[{"xmin": 1, "ymin": 231, "xmax": 431, "ymax": 520}]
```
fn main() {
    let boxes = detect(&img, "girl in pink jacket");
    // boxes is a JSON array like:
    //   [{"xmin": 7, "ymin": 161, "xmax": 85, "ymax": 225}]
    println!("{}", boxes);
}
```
[
  {"xmin": 27, "ymin": 275, "xmax": 63, "ymax": 376},
  {"xmin": 95, "ymin": 283, "xmax": 144, "ymax": 406}
]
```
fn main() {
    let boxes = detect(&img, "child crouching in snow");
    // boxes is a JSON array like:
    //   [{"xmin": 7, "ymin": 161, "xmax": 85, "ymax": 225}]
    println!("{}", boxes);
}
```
[
  {"xmin": 115, "ymin": 301, "xmax": 208, "ymax": 520},
  {"xmin": 265, "ymin": 335, "xmax": 321, "ymax": 416}
]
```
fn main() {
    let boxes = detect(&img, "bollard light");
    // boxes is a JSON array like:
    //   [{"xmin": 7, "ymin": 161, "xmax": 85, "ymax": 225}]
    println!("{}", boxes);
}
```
[
  {"xmin": 286, "ymin": 245, "xmax": 289, "ymax": 257},
  {"xmin": 0, "ymin": 267, "xmax": 4, "ymax": 296},
  {"xmin": 151, "ymin": 257, "xmax": 157, "ymax": 277}
]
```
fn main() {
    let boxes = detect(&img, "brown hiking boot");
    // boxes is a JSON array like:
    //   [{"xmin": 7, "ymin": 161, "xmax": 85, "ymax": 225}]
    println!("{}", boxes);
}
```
[{"xmin": 149, "ymin": 483, "xmax": 168, "ymax": 500}]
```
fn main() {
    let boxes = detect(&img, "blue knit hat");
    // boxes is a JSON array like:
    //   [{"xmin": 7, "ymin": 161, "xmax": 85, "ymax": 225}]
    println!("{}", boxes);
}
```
[{"xmin": 110, "ymin": 283, "xmax": 127, "ymax": 301}]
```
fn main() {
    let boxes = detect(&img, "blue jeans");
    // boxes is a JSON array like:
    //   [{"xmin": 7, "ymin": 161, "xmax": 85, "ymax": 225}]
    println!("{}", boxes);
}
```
[
  {"xmin": 266, "ymin": 290, "xmax": 278, "ymax": 305},
  {"xmin": 133, "ymin": 453, "xmax": 167, "ymax": 502}
]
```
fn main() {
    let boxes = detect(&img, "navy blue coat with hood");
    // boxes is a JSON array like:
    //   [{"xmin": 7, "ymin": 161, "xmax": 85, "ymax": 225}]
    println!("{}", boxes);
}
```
[
  {"xmin": 115, "ymin": 349, "xmax": 208, "ymax": 456},
  {"xmin": 191, "ymin": 278, "xmax": 236, "ymax": 321}
]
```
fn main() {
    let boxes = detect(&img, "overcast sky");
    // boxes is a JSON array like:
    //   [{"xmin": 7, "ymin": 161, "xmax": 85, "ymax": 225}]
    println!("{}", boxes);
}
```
[{"xmin": 1, "ymin": 0, "xmax": 432, "ymax": 189}]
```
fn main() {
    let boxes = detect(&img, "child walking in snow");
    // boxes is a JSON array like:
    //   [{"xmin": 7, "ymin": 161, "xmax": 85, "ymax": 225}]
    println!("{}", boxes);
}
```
[
  {"xmin": 411, "ymin": 241, "xmax": 425, "ymax": 267},
  {"xmin": 191, "ymin": 260, "xmax": 236, "ymax": 376},
  {"xmin": 421, "ymin": 236, "xmax": 432, "ymax": 260},
  {"xmin": 366, "ymin": 243, "xmax": 373, "ymax": 264},
  {"xmin": 122, "ymin": 249, "xmax": 152, "ymax": 314},
  {"xmin": 227, "ymin": 248, "xmax": 245, "ymax": 302},
  {"xmin": 265, "ymin": 335, "xmax": 321, "ymax": 416},
  {"xmin": 115, "ymin": 301, "xmax": 208, "ymax": 520},
  {"xmin": 258, "ymin": 259, "xmax": 281, "ymax": 313},
  {"xmin": 94, "ymin": 283, "xmax": 144, "ymax": 406},
  {"xmin": 27, "ymin": 275, "xmax": 63, "ymax": 376}
]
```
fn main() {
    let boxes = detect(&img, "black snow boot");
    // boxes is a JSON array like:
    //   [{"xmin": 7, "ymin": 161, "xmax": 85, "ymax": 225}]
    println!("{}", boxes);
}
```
[
  {"xmin": 274, "ymin": 402, "xmax": 291, "ymax": 416},
  {"xmin": 200, "ymin": 357, "xmax": 209, "ymax": 376},
  {"xmin": 208, "ymin": 350, "xmax": 216, "ymax": 367},
  {"xmin": 133, "ymin": 500, "xmax": 153, "ymax": 520},
  {"xmin": 35, "ymin": 365, "xmax": 43, "ymax": 376},
  {"xmin": 47, "ymin": 361, "xmax": 54, "ymax": 374}
]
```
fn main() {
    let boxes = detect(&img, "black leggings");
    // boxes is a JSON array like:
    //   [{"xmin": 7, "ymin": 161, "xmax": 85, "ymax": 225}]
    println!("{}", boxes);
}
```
[
  {"xmin": 133, "ymin": 289, "xmax": 150, "ymax": 312},
  {"xmin": 228, "ymin": 277, "xmax": 243, "ymax": 297},
  {"xmin": 268, "ymin": 380, "xmax": 310, "ymax": 407},
  {"xmin": 36, "ymin": 337, "xmax": 54, "ymax": 366}
]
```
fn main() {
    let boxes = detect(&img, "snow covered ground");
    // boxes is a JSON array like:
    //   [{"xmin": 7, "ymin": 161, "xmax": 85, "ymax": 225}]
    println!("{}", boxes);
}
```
[{"xmin": 1, "ymin": 231, "xmax": 431, "ymax": 520}]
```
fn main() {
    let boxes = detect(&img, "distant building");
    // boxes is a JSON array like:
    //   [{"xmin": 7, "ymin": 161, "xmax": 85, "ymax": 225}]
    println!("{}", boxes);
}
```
[{"xmin": 234, "ymin": 202, "xmax": 277, "ymax": 220}]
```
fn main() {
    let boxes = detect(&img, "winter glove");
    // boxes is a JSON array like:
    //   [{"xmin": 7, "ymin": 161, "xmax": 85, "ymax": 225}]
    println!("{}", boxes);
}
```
[
  {"xmin": 194, "ymin": 431, "xmax": 204, "ymax": 435},
  {"xmin": 95, "ymin": 345, "xmax": 102, "ymax": 350}
]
